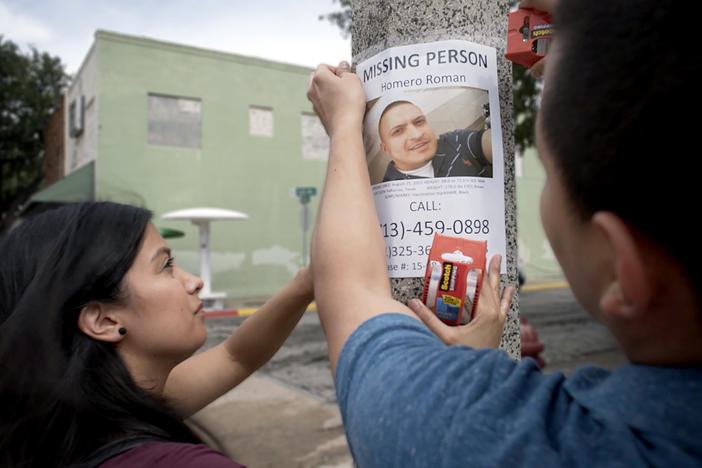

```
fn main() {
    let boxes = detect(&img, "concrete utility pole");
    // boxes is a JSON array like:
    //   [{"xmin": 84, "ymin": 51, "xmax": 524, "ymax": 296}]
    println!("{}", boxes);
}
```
[{"xmin": 351, "ymin": 0, "xmax": 521, "ymax": 359}]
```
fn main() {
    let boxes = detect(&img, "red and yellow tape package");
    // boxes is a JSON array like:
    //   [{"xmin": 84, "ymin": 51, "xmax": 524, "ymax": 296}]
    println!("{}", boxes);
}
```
[{"xmin": 421, "ymin": 233, "xmax": 487, "ymax": 326}]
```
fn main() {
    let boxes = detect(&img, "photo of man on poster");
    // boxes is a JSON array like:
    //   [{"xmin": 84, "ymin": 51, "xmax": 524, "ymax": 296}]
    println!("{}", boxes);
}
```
[
  {"xmin": 357, "ymin": 51, "xmax": 507, "ymax": 277},
  {"xmin": 377, "ymin": 98, "xmax": 492, "ymax": 182}
]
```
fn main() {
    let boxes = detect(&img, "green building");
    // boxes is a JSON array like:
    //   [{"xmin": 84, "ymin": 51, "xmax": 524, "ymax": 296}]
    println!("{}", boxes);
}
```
[
  {"xmin": 515, "ymin": 148, "xmax": 563, "ymax": 283},
  {"xmin": 32, "ymin": 30, "xmax": 561, "ymax": 307},
  {"xmin": 35, "ymin": 30, "xmax": 329, "ymax": 307}
]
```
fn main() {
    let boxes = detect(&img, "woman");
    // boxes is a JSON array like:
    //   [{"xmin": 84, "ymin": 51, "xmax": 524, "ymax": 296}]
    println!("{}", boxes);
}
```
[{"xmin": 0, "ymin": 202, "xmax": 314, "ymax": 467}]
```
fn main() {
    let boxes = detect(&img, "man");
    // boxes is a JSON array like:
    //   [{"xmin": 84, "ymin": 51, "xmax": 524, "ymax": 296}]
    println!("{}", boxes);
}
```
[
  {"xmin": 378, "ymin": 100, "xmax": 492, "ymax": 182},
  {"xmin": 306, "ymin": 0, "xmax": 702, "ymax": 466}
]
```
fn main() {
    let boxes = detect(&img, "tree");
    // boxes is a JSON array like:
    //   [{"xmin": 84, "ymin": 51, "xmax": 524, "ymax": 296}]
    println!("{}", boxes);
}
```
[
  {"xmin": 0, "ymin": 36, "xmax": 69, "ymax": 233},
  {"xmin": 320, "ymin": 0, "xmax": 539, "ymax": 154},
  {"xmin": 319, "ymin": 0, "xmax": 352, "ymax": 38}
]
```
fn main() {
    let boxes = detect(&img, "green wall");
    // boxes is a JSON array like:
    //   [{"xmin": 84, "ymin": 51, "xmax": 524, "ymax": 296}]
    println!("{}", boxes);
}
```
[
  {"xmin": 94, "ymin": 32, "xmax": 326, "ymax": 304},
  {"xmin": 515, "ymin": 147, "xmax": 563, "ymax": 282}
]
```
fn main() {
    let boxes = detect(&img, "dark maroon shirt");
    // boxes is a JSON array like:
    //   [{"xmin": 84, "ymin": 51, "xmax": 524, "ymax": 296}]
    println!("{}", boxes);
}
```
[{"xmin": 100, "ymin": 442, "xmax": 246, "ymax": 467}]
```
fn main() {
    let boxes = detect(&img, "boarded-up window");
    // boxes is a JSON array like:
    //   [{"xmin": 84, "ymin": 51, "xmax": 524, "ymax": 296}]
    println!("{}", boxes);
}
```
[
  {"xmin": 249, "ymin": 106, "xmax": 274, "ymax": 137},
  {"xmin": 301, "ymin": 112, "xmax": 328, "ymax": 160},
  {"xmin": 69, "ymin": 96, "xmax": 84, "ymax": 138},
  {"xmin": 148, "ymin": 94, "xmax": 202, "ymax": 149}
]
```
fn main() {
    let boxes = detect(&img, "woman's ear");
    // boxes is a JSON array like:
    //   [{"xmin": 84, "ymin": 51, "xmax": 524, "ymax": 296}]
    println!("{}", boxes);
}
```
[
  {"xmin": 593, "ymin": 211, "xmax": 652, "ymax": 320},
  {"xmin": 77, "ymin": 302, "xmax": 124, "ymax": 342}
]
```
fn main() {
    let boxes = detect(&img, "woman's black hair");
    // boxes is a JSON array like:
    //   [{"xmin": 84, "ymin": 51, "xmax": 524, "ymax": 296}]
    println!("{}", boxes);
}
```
[{"xmin": 0, "ymin": 202, "xmax": 200, "ymax": 467}]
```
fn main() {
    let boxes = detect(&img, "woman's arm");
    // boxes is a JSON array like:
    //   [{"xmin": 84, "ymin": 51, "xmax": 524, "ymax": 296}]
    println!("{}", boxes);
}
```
[{"xmin": 163, "ymin": 267, "xmax": 313, "ymax": 417}]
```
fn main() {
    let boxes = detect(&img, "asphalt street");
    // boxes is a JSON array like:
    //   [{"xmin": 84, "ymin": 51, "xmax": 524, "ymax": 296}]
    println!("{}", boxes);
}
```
[
  {"xmin": 519, "ymin": 286, "xmax": 628, "ymax": 374},
  {"xmin": 202, "ymin": 285, "xmax": 629, "ymax": 405}
]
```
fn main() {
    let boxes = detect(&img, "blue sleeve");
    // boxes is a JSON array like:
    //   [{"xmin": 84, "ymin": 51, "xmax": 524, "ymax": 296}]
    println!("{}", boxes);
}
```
[{"xmin": 334, "ymin": 314, "xmax": 651, "ymax": 468}]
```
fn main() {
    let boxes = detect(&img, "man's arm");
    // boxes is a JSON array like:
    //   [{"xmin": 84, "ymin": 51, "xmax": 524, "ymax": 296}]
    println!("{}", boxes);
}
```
[
  {"xmin": 307, "ymin": 63, "xmax": 417, "ymax": 374},
  {"xmin": 482, "ymin": 128, "xmax": 492, "ymax": 163}
]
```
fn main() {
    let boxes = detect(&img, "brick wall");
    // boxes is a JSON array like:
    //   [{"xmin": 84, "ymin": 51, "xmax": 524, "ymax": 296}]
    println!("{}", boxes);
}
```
[{"xmin": 43, "ymin": 95, "xmax": 65, "ymax": 185}]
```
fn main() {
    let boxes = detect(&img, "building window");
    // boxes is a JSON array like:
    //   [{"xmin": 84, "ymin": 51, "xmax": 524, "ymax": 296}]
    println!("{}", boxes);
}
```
[
  {"xmin": 69, "ymin": 96, "xmax": 84, "ymax": 138},
  {"xmin": 301, "ymin": 112, "xmax": 328, "ymax": 160},
  {"xmin": 148, "ymin": 94, "xmax": 202, "ymax": 149},
  {"xmin": 249, "ymin": 106, "xmax": 274, "ymax": 137}
]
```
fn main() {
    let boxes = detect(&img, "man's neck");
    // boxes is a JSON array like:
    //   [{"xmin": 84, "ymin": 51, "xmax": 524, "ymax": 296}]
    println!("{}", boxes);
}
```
[
  {"xmin": 609, "ymin": 296, "xmax": 702, "ymax": 366},
  {"xmin": 398, "ymin": 161, "xmax": 433, "ymax": 178}
]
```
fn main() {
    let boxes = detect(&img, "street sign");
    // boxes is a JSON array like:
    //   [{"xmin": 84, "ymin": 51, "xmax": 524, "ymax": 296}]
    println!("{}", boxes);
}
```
[
  {"xmin": 295, "ymin": 187, "xmax": 317, "ymax": 197},
  {"xmin": 295, "ymin": 186, "xmax": 317, "ymax": 205},
  {"xmin": 292, "ymin": 187, "xmax": 317, "ymax": 266}
]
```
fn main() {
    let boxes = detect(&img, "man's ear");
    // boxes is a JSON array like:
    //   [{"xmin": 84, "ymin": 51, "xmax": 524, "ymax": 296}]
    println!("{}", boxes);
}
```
[
  {"xmin": 592, "ymin": 211, "xmax": 652, "ymax": 320},
  {"xmin": 77, "ymin": 302, "xmax": 124, "ymax": 342}
]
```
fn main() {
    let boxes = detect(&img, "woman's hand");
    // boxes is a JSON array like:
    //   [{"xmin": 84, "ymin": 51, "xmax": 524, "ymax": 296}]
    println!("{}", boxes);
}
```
[
  {"xmin": 292, "ymin": 265, "xmax": 314, "ymax": 304},
  {"xmin": 520, "ymin": 317, "xmax": 546, "ymax": 367},
  {"xmin": 306, "ymin": 61, "xmax": 366, "ymax": 137},
  {"xmin": 408, "ymin": 255, "xmax": 515, "ymax": 349}
]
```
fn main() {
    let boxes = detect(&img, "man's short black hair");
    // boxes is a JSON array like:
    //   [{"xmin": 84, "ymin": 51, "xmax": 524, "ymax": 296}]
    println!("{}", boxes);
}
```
[
  {"xmin": 540, "ymin": 0, "xmax": 702, "ymax": 293},
  {"xmin": 378, "ymin": 100, "xmax": 415, "ymax": 137}
]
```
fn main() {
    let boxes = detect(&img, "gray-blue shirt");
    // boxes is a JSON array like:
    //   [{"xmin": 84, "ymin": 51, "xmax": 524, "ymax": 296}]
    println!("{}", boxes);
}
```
[{"xmin": 336, "ymin": 314, "xmax": 702, "ymax": 467}]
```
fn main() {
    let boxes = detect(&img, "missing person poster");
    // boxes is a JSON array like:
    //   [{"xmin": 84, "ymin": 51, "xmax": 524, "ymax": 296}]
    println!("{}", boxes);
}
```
[{"xmin": 357, "ymin": 39, "xmax": 507, "ymax": 278}]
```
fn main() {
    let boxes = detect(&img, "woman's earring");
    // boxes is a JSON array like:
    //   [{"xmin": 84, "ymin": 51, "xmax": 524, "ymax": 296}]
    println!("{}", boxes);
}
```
[{"xmin": 118, "ymin": 327, "xmax": 127, "ymax": 336}]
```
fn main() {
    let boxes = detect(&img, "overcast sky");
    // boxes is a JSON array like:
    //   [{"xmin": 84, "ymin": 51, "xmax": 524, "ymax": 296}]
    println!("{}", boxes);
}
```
[{"xmin": 0, "ymin": 0, "xmax": 352, "ymax": 75}]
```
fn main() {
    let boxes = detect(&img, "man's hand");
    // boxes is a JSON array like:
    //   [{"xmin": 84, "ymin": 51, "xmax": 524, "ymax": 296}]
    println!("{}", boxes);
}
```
[
  {"xmin": 306, "ymin": 61, "xmax": 366, "ymax": 137},
  {"xmin": 288, "ymin": 265, "xmax": 314, "ymax": 308},
  {"xmin": 408, "ymin": 255, "xmax": 515, "ymax": 348}
]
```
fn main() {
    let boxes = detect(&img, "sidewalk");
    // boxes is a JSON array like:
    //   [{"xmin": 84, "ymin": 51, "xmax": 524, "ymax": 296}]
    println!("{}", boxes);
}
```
[{"xmin": 187, "ymin": 374, "xmax": 353, "ymax": 468}]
